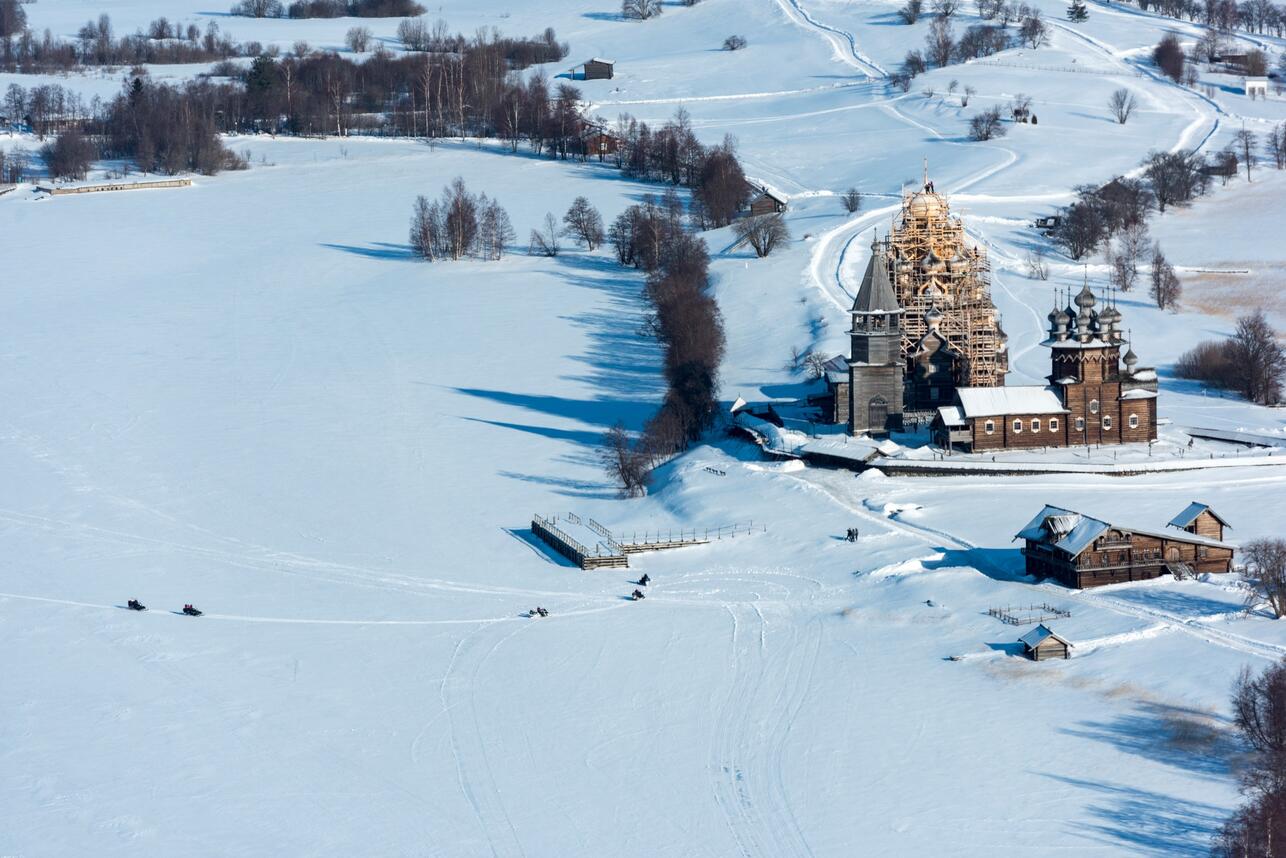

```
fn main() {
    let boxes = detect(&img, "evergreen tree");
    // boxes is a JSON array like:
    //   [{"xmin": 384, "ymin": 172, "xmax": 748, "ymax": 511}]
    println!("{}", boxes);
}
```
[{"xmin": 1067, "ymin": 0, "xmax": 1089, "ymax": 21}]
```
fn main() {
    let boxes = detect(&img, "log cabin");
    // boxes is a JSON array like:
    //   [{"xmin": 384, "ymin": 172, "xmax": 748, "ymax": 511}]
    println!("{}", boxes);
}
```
[
  {"xmin": 746, "ymin": 185, "xmax": 788, "ymax": 216},
  {"xmin": 1019, "ymin": 624, "xmax": 1072, "ymax": 660},
  {"xmin": 581, "ymin": 58, "xmax": 615, "ymax": 80},
  {"xmin": 1015, "ymin": 503, "xmax": 1235, "ymax": 589}
]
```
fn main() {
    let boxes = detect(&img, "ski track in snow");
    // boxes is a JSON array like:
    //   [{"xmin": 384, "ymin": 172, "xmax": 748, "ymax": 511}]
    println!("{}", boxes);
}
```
[{"xmin": 772, "ymin": 0, "xmax": 887, "ymax": 79}]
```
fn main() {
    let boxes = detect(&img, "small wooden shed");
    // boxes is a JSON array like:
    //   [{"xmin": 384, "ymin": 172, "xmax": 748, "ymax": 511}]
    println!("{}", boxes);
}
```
[
  {"xmin": 747, "ymin": 185, "xmax": 787, "ymax": 216},
  {"xmin": 1168, "ymin": 502, "xmax": 1231, "ymax": 543},
  {"xmin": 582, "ymin": 58, "xmax": 615, "ymax": 80},
  {"xmin": 1018, "ymin": 624, "xmax": 1072, "ymax": 661}
]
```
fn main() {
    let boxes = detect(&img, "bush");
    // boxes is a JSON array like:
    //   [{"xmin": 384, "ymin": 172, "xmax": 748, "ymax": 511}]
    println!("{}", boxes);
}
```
[
  {"xmin": 722, "ymin": 35, "xmax": 747, "ymax": 51},
  {"xmin": 1153, "ymin": 33, "xmax": 1185, "ymax": 81},
  {"xmin": 898, "ymin": 0, "xmax": 924, "ymax": 23},
  {"xmin": 622, "ymin": 0, "xmax": 663, "ymax": 19},
  {"xmin": 41, "ymin": 127, "xmax": 95, "ymax": 181}
]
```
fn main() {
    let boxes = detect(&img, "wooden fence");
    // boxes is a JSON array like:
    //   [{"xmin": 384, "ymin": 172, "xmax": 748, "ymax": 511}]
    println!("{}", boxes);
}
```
[{"xmin": 39, "ymin": 178, "xmax": 192, "ymax": 196}]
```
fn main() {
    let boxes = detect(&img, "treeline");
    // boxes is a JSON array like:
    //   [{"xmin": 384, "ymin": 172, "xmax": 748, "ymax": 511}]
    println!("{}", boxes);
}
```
[
  {"xmin": 1128, "ymin": 0, "xmax": 1286, "ymax": 37},
  {"xmin": 231, "ymin": 0, "xmax": 425, "ymax": 17},
  {"xmin": 604, "ymin": 196, "xmax": 725, "ymax": 496},
  {"xmin": 0, "ymin": 13, "xmax": 250, "ymax": 73},
  {"xmin": 894, "ymin": 0, "xmax": 1048, "ymax": 88},
  {"xmin": 1212, "ymin": 659, "xmax": 1286, "ymax": 855}
]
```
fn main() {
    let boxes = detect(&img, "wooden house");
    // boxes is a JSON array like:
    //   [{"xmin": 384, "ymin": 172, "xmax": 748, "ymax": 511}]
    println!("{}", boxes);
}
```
[
  {"xmin": 1015, "ymin": 504, "xmax": 1236, "ymax": 589},
  {"xmin": 1168, "ymin": 502, "xmax": 1230, "ymax": 543},
  {"xmin": 1019, "ymin": 624, "xmax": 1072, "ymax": 661},
  {"xmin": 746, "ymin": 185, "xmax": 788, "ymax": 216},
  {"xmin": 582, "ymin": 127, "xmax": 621, "ymax": 161},
  {"xmin": 580, "ymin": 58, "xmax": 615, "ymax": 80}
]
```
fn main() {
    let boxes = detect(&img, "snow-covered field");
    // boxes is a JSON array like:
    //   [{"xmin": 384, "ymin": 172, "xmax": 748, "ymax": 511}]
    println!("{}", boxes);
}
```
[{"xmin": 4, "ymin": 0, "xmax": 1286, "ymax": 855}]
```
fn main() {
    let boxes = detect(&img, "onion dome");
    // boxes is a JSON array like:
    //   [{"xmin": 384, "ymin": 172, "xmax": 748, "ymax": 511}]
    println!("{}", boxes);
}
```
[
  {"xmin": 920, "ymin": 249, "xmax": 942, "ymax": 271},
  {"xmin": 925, "ymin": 305, "xmax": 944, "ymax": 329},
  {"xmin": 906, "ymin": 192, "xmax": 945, "ymax": 220},
  {"xmin": 1123, "ymin": 347, "xmax": 1139, "ymax": 371},
  {"xmin": 1074, "ymin": 281, "xmax": 1097, "ymax": 310}
]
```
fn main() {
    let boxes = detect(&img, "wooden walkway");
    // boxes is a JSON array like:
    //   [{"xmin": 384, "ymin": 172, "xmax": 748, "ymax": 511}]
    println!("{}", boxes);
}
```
[{"xmin": 532, "ymin": 514, "xmax": 763, "ymax": 570}]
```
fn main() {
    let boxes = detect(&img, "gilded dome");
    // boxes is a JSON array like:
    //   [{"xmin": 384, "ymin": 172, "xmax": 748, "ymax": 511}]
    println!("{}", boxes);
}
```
[{"xmin": 906, "ymin": 191, "xmax": 945, "ymax": 220}]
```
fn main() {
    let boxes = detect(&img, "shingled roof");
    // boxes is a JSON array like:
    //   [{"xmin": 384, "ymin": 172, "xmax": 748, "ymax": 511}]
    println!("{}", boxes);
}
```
[{"xmin": 852, "ymin": 245, "xmax": 900, "ymax": 315}]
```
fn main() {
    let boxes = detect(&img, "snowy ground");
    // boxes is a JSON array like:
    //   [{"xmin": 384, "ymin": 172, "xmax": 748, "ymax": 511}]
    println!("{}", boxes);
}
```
[{"xmin": 4, "ymin": 0, "xmax": 1286, "ymax": 855}]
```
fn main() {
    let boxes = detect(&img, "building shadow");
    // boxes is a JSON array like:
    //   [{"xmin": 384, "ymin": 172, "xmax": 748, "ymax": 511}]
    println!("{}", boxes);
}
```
[{"xmin": 920, "ymin": 546, "xmax": 1032, "ymax": 583}]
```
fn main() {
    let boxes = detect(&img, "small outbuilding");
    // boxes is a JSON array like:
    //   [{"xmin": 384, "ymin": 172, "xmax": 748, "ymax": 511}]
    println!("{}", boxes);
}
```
[
  {"xmin": 746, "ymin": 184, "xmax": 788, "ymax": 216},
  {"xmin": 1246, "ymin": 76, "xmax": 1269, "ymax": 99},
  {"xmin": 580, "ymin": 58, "xmax": 615, "ymax": 80},
  {"xmin": 1019, "ymin": 624, "xmax": 1072, "ymax": 661},
  {"xmin": 1168, "ymin": 502, "xmax": 1230, "ymax": 543}
]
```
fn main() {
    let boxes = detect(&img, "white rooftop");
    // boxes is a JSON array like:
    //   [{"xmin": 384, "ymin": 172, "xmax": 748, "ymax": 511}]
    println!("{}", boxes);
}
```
[{"xmin": 955, "ymin": 386, "xmax": 1067, "ymax": 418}]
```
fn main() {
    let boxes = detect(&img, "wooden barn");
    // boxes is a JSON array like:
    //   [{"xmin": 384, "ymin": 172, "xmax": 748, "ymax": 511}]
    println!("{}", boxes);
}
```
[
  {"xmin": 1019, "ymin": 624, "xmax": 1072, "ymax": 661},
  {"xmin": 580, "ymin": 58, "xmax": 615, "ymax": 80},
  {"xmin": 1015, "ymin": 504, "xmax": 1236, "ymax": 589},
  {"xmin": 746, "ymin": 185, "xmax": 788, "ymax": 216}
]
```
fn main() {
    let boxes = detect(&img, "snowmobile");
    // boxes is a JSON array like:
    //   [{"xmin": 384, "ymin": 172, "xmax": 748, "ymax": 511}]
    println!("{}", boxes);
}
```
[
  {"xmin": 182, "ymin": 604, "xmax": 203, "ymax": 617},
  {"xmin": 127, "ymin": 599, "xmax": 147, "ymax": 611},
  {"xmin": 630, "ymin": 589, "xmax": 646, "ymax": 601},
  {"xmin": 637, "ymin": 574, "xmax": 650, "ymax": 587},
  {"xmin": 528, "ymin": 607, "xmax": 549, "ymax": 618}
]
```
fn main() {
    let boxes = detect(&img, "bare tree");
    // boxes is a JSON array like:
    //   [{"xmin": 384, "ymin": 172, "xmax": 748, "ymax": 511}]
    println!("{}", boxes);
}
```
[
  {"xmin": 962, "ymin": 84, "xmax": 976, "ymax": 106},
  {"xmin": 528, "ymin": 212, "xmax": 561, "ymax": 257},
  {"xmin": 803, "ymin": 352, "xmax": 830, "ymax": 380},
  {"xmin": 601, "ymin": 422, "xmax": 650, "ymax": 497},
  {"xmin": 932, "ymin": 0, "xmax": 961, "ymax": 17},
  {"xmin": 1244, "ymin": 540, "xmax": 1286, "ymax": 619},
  {"xmin": 562, "ymin": 196, "xmax": 605, "ymax": 249},
  {"xmin": 1024, "ymin": 248, "xmax": 1050, "ymax": 280},
  {"xmin": 734, "ymin": 214, "xmax": 790, "ymax": 257},
  {"xmin": 1227, "ymin": 310, "xmax": 1286, "ymax": 404},
  {"xmin": 477, "ymin": 196, "xmax": 515, "ymax": 260},
  {"xmin": 1108, "ymin": 88, "xmax": 1137, "ymax": 124},
  {"xmin": 898, "ymin": 0, "xmax": 924, "ymax": 23},
  {"xmin": 1149, "ymin": 243, "xmax": 1181, "ymax": 310},
  {"xmin": 1265, "ymin": 121, "xmax": 1286, "ymax": 170},
  {"xmin": 622, "ymin": 0, "xmax": 663, "ymax": 19},
  {"xmin": 1018, "ymin": 11, "xmax": 1049, "ymax": 48},
  {"xmin": 722, "ymin": 35, "xmax": 747, "ymax": 50},
  {"xmin": 968, "ymin": 106, "xmax": 1007, "ymax": 141},
  {"xmin": 409, "ymin": 194, "xmax": 442, "ymax": 260},
  {"xmin": 925, "ymin": 18, "xmax": 955, "ymax": 66},
  {"xmin": 1234, "ymin": 128, "xmax": 1257, "ymax": 181},
  {"xmin": 1106, "ymin": 244, "xmax": 1137, "ymax": 292},
  {"xmin": 397, "ymin": 18, "xmax": 429, "ymax": 51},
  {"xmin": 840, "ymin": 187, "xmax": 862, "ymax": 214},
  {"xmin": 345, "ymin": 26, "xmax": 372, "ymax": 53}
]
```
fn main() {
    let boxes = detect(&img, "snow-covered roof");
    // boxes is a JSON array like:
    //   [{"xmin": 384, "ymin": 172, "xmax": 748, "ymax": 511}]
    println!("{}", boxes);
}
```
[
  {"xmin": 1016, "ymin": 504, "xmax": 1235, "ymax": 557},
  {"xmin": 822, "ymin": 354, "xmax": 849, "ymax": 384},
  {"xmin": 1168, "ymin": 502, "xmax": 1229, "ymax": 530},
  {"xmin": 1018, "ymin": 624, "xmax": 1072, "ymax": 650},
  {"xmin": 1120, "ymin": 389, "xmax": 1157, "ymax": 400},
  {"xmin": 955, "ymin": 386, "xmax": 1067, "ymax": 418},
  {"xmin": 936, "ymin": 405, "xmax": 965, "ymax": 427},
  {"xmin": 1015, "ymin": 505, "xmax": 1108, "ymax": 557},
  {"xmin": 586, "ymin": 57, "xmax": 615, "ymax": 65},
  {"xmin": 1129, "ymin": 369, "xmax": 1158, "ymax": 382},
  {"xmin": 1048, "ymin": 338, "xmax": 1113, "ymax": 349}
]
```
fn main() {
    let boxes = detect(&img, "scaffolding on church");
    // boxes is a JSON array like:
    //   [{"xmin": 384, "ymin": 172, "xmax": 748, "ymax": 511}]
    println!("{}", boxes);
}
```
[{"xmin": 878, "ymin": 178, "xmax": 1007, "ymax": 394}]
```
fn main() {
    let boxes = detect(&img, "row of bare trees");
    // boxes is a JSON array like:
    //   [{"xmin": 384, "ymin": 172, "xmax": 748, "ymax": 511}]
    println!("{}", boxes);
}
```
[
  {"xmin": 1, "ymin": 14, "xmax": 247, "ymax": 72},
  {"xmin": 1176, "ymin": 311, "xmax": 1286, "ymax": 404},
  {"xmin": 894, "ymin": 9, "xmax": 1047, "ymax": 89},
  {"xmin": 1213, "ymin": 656, "xmax": 1286, "ymax": 855},
  {"xmin": 231, "ymin": 0, "xmax": 425, "ymax": 17},
  {"xmin": 602, "ymin": 194, "xmax": 726, "ymax": 495}
]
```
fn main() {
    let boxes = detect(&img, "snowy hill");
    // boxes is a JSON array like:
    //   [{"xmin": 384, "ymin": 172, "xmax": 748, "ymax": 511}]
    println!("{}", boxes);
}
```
[{"xmin": 3, "ymin": 0, "xmax": 1286, "ymax": 854}]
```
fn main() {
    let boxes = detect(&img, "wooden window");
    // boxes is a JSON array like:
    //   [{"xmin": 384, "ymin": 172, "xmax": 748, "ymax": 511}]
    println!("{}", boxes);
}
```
[
  {"xmin": 1032, "ymin": 418, "xmax": 1041, "ymax": 432},
  {"xmin": 1089, "ymin": 399, "xmax": 1100, "ymax": 414},
  {"xmin": 984, "ymin": 420, "xmax": 995, "ymax": 434},
  {"xmin": 1128, "ymin": 414, "xmax": 1139, "ymax": 429},
  {"xmin": 1049, "ymin": 418, "xmax": 1059, "ymax": 431},
  {"xmin": 1012, "ymin": 419, "xmax": 1023, "ymax": 433},
  {"xmin": 1103, "ymin": 416, "xmax": 1113, "ymax": 430}
]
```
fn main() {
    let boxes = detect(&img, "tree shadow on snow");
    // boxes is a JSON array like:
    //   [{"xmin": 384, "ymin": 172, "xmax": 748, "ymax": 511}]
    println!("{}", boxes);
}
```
[
  {"xmin": 321, "ymin": 242, "xmax": 417, "ymax": 261},
  {"xmin": 1058, "ymin": 700, "xmax": 1240, "ymax": 783},
  {"xmin": 498, "ymin": 470, "xmax": 619, "ymax": 500},
  {"xmin": 1040, "ymin": 773, "xmax": 1230, "ymax": 856}
]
